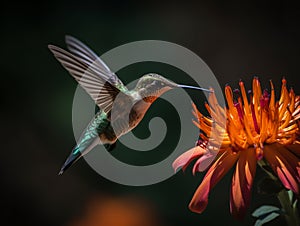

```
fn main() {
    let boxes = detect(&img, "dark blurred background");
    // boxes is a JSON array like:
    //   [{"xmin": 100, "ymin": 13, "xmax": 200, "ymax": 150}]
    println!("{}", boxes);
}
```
[{"xmin": 1, "ymin": 0, "xmax": 300, "ymax": 225}]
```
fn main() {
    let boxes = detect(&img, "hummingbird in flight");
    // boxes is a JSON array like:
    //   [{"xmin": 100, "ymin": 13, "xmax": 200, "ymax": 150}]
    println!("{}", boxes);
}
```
[{"xmin": 48, "ymin": 36, "xmax": 211, "ymax": 175}]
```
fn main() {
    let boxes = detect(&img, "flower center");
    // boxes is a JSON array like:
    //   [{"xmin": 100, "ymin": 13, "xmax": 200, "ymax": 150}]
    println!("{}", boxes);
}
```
[
  {"xmin": 193, "ymin": 77, "xmax": 299, "ymax": 161},
  {"xmin": 224, "ymin": 78, "xmax": 298, "ymax": 159}
]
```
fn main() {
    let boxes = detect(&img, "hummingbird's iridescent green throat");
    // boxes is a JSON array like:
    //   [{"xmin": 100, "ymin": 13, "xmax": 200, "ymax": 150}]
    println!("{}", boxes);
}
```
[{"xmin": 48, "ymin": 36, "xmax": 211, "ymax": 175}]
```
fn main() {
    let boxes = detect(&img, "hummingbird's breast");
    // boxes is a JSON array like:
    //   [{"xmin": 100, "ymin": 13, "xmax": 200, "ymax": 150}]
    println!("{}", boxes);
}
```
[
  {"xmin": 108, "ymin": 95, "xmax": 152, "ymax": 139},
  {"xmin": 129, "ymin": 99, "xmax": 152, "ymax": 127}
]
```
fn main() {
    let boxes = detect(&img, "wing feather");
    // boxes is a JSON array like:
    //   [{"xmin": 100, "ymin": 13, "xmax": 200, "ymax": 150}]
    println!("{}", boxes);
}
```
[
  {"xmin": 65, "ymin": 35, "xmax": 125, "ymax": 88},
  {"xmin": 48, "ymin": 40, "xmax": 128, "ymax": 114}
]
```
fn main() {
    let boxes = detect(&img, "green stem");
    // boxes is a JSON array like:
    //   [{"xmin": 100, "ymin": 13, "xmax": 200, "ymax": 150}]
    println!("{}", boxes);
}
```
[{"xmin": 277, "ymin": 190, "xmax": 299, "ymax": 226}]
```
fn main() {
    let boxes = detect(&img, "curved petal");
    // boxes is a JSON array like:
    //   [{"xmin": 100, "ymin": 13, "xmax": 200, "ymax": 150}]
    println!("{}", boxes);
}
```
[
  {"xmin": 230, "ymin": 148, "xmax": 256, "ymax": 219},
  {"xmin": 276, "ymin": 145, "xmax": 300, "ymax": 182},
  {"xmin": 189, "ymin": 150, "xmax": 239, "ymax": 213},
  {"xmin": 286, "ymin": 143, "xmax": 300, "ymax": 158},
  {"xmin": 271, "ymin": 144, "xmax": 299, "ymax": 184},
  {"xmin": 192, "ymin": 152, "xmax": 216, "ymax": 174},
  {"xmin": 264, "ymin": 145, "xmax": 299, "ymax": 194},
  {"xmin": 172, "ymin": 146, "xmax": 206, "ymax": 172}
]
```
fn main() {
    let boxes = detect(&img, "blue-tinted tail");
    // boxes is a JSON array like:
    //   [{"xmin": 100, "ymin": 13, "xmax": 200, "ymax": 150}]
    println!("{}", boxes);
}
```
[{"xmin": 58, "ymin": 148, "xmax": 82, "ymax": 175}]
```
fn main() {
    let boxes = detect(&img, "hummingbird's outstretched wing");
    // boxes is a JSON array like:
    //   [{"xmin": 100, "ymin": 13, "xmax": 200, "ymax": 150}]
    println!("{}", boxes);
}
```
[
  {"xmin": 48, "ymin": 36, "xmax": 129, "ymax": 114},
  {"xmin": 65, "ymin": 35, "xmax": 126, "ymax": 90}
]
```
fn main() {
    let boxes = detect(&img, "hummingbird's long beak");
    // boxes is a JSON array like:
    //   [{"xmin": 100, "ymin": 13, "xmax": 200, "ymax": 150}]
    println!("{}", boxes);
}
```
[{"xmin": 178, "ymin": 84, "xmax": 213, "ymax": 93}]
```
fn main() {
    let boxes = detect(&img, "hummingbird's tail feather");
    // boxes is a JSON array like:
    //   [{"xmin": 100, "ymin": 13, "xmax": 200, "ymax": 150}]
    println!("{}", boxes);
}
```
[
  {"xmin": 58, "ymin": 148, "xmax": 82, "ymax": 175},
  {"xmin": 58, "ymin": 137, "xmax": 101, "ymax": 175}
]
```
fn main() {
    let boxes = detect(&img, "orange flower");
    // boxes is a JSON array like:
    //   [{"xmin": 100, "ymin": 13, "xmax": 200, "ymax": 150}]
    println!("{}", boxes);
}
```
[{"xmin": 173, "ymin": 77, "xmax": 300, "ymax": 219}]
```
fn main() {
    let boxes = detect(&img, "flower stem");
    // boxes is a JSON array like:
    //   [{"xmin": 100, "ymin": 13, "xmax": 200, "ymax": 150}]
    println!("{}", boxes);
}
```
[{"xmin": 277, "ymin": 189, "xmax": 299, "ymax": 226}]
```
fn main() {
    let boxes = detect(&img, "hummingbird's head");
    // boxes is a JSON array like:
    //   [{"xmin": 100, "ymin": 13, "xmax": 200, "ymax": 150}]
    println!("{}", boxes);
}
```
[{"xmin": 135, "ymin": 73, "xmax": 178, "ymax": 102}]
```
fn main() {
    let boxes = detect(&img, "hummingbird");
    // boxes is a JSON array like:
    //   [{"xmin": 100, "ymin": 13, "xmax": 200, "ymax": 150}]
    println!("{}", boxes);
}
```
[{"xmin": 49, "ymin": 36, "xmax": 211, "ymax": 175}]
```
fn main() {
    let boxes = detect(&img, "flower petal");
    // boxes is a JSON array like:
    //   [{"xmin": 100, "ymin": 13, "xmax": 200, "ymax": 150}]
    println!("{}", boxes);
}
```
[
  {"xmin": 264, "ymin": 145, "xmax": 299, "ymax": 194},
  {"xmin": 189, "ymin": 151, "xmax": 239, "ymax": 213},
  {"xmin": 286, "ymin": 143, "xmax": 300, "ymax": 158},
  {"xmin": 276, "ymin": 145, "xmax": 300, "ymax": 182},
  {"xmin": 192, "ymin": 152, "xmax": 216, "ymax": 174},
  {"xmin": 230, "ymin": 148, "xmax": 256, "ymax": 219},
  {"xmin": 172, "ymin": 146, "xmax": 206, "ymax": 172}
]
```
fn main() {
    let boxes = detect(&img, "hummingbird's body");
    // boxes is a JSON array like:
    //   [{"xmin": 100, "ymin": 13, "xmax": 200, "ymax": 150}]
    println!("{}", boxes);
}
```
[{"xmin": 49, "ymin": 36, "xmax": 210, "ymax": 174}]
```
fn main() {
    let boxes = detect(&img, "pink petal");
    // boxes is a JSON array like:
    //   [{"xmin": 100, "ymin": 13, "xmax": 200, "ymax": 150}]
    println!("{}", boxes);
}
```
[
  {"xmin": 172, "ymin": 146, "xmax": 206, "ymax": 172},
  {"xmin": 264, "ymin": 145, "xmax": 299, "ymax": 194},
  {"xmin": 271, "ymin": 144, "xmax": 300, "ymax": 184},
  {"xmin": 192, "ymin": 152, "xmax": 216, "ymax": 174},
  {"xmin": 230, "ymin": 148, "xmax": 256, "ymax": 219},
  {"xmin": 276, "ymin": 144, "xmax": 300, "ymax": 182},
  {"xmin": 189, "ymin": 151, "xmax": 239, "ymax": 213},
  {"xmin": 277, "ymin": 167, "xmax": 295, "ymax": 191}
]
